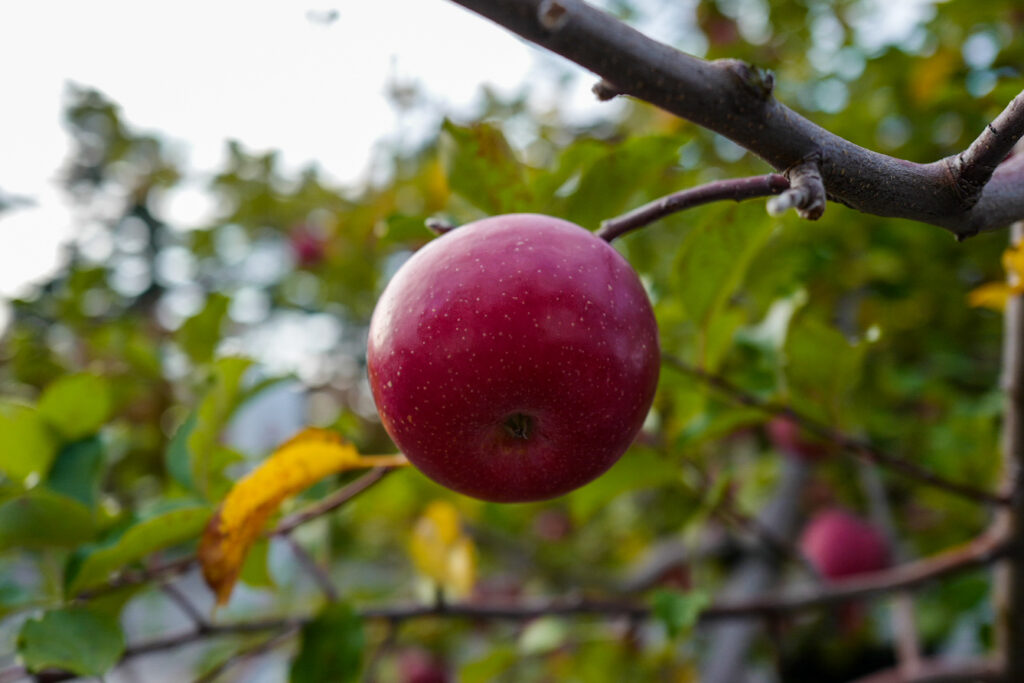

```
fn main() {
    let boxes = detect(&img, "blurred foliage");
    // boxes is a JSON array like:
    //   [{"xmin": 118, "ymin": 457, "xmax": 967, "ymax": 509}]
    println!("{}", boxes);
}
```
[{"xmin": 0, "ymin": 0, "xmax": 1022, "ymax": 679}]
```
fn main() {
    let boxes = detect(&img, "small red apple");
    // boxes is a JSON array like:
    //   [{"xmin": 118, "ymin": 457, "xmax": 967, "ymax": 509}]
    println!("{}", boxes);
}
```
[
  {"xmin": 367, "ymin": 214, "xmax": 659, "ymax": 502},
  {"xmin": 397, "ymin": 648, "xmax": 449, "ymax": 683},
  {"xmin": 289, "ymin": 223, "xmax": 326, "ymax": 267},
  {"xmin": 800, "ymin": 509, "xmax": 890, "ymax": 580},
  {"xmin": 767, "ymin": 416, "xmax": 829, "ymax": 462},
  {"xmin": 532, "ymin": 509, "xmax": 573, "ymax": 541}
]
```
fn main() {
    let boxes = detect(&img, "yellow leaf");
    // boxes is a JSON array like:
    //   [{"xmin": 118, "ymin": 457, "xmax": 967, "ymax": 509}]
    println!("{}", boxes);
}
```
[
  {"xmin": 409, "ymin": 501, "xmax": 477, "ymax": 598},
  {"xmin": 969, "ymin": 282, "xmax": 1011, "ymax": 311},
  {"xmin": 200, "ymin": 428, "xmax": 407, "ymax": 604},
  {"xmin": 447, "ymin": 536, "xmax": 477, "ymax": 597}
]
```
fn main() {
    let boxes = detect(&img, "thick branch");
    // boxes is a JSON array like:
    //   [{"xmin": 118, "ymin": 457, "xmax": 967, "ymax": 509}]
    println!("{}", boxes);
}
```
[
  {"xmin": 996, "ymin": 221, "xmax": 1024, "ymax": 678},
  {"xmin": 954, "ymin": 91, "xmax": 1024, "ymax": 203},
  {"xmin": 445, "ymin": 0, "xmax": 1024, "ymax": 237},
  {"xmin": 663, "ymin": 355, "xmax": 1009, "ymax": 506},
  {"xmin": 597, "ymin": 174, "xmax": 788, "ymax": 241}
]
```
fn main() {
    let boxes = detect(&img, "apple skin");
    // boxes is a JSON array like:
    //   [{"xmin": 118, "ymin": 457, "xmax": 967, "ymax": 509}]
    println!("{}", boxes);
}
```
[
  {"xmin": 367, "ymin": 213, "xmax": 659, "ymax": 502},
  {"xmin": 800, "ymin": 509, "xmax": 890, "ymax": 580},
  {"xmin": 289, "ymin": 224, "xmax": 326, "ymax": 267},
  {"xmin": 397, "ymin": 648, "xmax": 449, "ymax": 683},
  {"xmin": 767, "ymin": 416, "xmax": 829, "ymax": 462}
]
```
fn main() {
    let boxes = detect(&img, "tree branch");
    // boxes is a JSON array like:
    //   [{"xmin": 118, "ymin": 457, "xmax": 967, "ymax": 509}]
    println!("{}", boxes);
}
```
[
  {"xmin": 5, "ymin": 531, "xmax": 1007, "ymax": 682},
  {"xmin": 76, "ymin": 468, "xmax": 393, "ymax": 602},
  {"xmin": 767, "ymin": 156, "xmax": 826, "ymax": 220},
  {"xmin": 954, "ymin": 92, "xmax": 1024, "ymax": 204},
  {"xmin": 663, "ymin": 355, "xmax": 1009, "ymax": 506},
  {"xmin": 596, "ymin": 174, "xmax": 788, "ymax": 241},
  {"xmin": 707, "ymin": 529, "xmax": 1010, "ymax": 620},
  {"xmin": 701, "ymin": 457, "xmax": 809, "ymax": 682},
  {"xmin": 445, "ymin": 0, "xmax": 1024, "ymax": 238},
  {"xmin": 193, "ymin": 627, "xmax": 300, "ymax": 683},
  {"xmin": 848, "ymin": 657, "xmax": 1003, "ymax": 683},
  {"xmin": 282, "ymin": 534, "xmax": 340, "ymax": 603},
  {"xmin": 996, "ymin": 221, "xmax": 1024, "ymax": 679},
  {"xmin": 160, "ymin": 581, "xmax": 210, "ymax": 629},
  {"xmin": 271, "ymin": 467, "xmax": 394, "ymax": 536}
]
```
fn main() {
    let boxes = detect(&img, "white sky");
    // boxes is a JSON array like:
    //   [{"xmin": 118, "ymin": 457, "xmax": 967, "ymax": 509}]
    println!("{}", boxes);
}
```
[{"xmin": 0, "ymin": 0, "xmax": 618, "ymax": 322}]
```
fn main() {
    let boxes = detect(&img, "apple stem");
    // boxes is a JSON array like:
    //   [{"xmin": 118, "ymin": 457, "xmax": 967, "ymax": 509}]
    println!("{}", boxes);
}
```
[{"xmin": 425, "ymin": 217, "xmax": 456, "ymax": 235}]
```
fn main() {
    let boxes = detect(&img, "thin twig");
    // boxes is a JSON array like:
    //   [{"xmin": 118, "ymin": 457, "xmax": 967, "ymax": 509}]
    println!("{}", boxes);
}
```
[
  {"xmin": 160, "ymin": 582, "xmax": 210, "ymax": 629},
  {"xmin": 679, "ymin": 457, "xmax": 820, "ymax": 580},
  {"xmin": 77, "ymin": 555, "xmax": 196, "ymax": 601},
  {"xmin": 194, "ymin": 626, "xmax": 299, "ymax": 683},
  {"xmin": 597, "ymin": 174, "xmax": 788, "ymax": 241},
  {"xmin": 76, "ymin": 468, "xmax": 393, "ymax": 603},
  {"xmin": 662, "ymin": 354, "xmax": 1010, "ymax": 507},
  {"xmin": 272, "ymin": 467, "xmax": 394, "ymax": 536},
  {"xmin": 282, "ymin": 534, "xmax": 339, "ymax": 603},
  {"xmin": 5, "ymin": 619, "xmax": 301, "ymax": 683}
]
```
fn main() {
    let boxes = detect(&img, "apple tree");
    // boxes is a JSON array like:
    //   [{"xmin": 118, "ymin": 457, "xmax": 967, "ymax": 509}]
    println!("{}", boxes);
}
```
[{"xmin": 0, "ymin": 1, "xmax": 1023, "ymax": 681}]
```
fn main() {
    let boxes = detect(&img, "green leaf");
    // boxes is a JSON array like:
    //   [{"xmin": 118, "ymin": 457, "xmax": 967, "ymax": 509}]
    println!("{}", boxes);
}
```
[
  {"xmin": 46, "ymin": 437, "xmax": 105, "ymax": 508},
  {"xmin": 518, "ymin": 617, "xmax": 569, "ymax": 656},
  {"xmin": 0, "ymin": 490, "xmax": 95, "ymax": 550},
  {"xmin": 672, "ymin": 204, "xmax": 775, "ymax": 329},
  {"xmin": 18, "ymin": 607, "xmax": 124, "ymax": 677},
  {"xmin": 188, "ymin": 357, "xmax": 253, "ymax": 499},
  {"xmin": 675, "ymin": 407, "xmax": 767, "ymax": 452},
  {"xmin": 67, "ymin": 504, "xmax": 210, "ymax": 595},
  {"xmin": 702, "ymin": 305, "xmax": 747, "ymax": 371},
  {"xmin": 165, "ymin": 412, "xmax": 198, "ymax": 492},
  {"xmin": 567, "ymin": 448, "xmax": 680, "ymax": 522},
  {"xmin": 290, "ymin": 602, "xmax": 364, "ymax": 683},
  {"xmin": 0, "ymin": 580, "xmax": 46, "ymax": 619},
  {"xmin": 460, "ymin": 647, "xmax": 519, "ymax": 683},
  {"xmin": 177, "ymin": 293, "xmax": 230, "ymax": 365},
  {"xmin": 651, "ymin": 589, "xmax": 710, "ymax": 639},
  {"xmin": 38, "ymin": 373, "xmax": 112, "ymax": 441},
  {"xmin": 783, "ymin": 315, "xmax": 865, "ymax": 420},
  {"xmin": 441, "ymin": 121, "xmax": 533, "ymax": 215},
  {"xmin": 0, "ymin": 401, "xmax": 58, "ymax": 485},
  {"xmin": 240, "ymin": 537, "xmax": 275, "ymax": 589},
  {"xmin": 563, "ymin": 135, "xmax": 682, "ymax": 229},
  {"xmin": 380, "ymin": 213, "xmax": 432, "ymax": 245}
]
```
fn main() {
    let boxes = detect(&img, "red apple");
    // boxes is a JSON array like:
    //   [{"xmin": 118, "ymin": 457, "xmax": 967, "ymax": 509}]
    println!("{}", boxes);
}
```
[
  {"xmin": 767, "ymin": 416, "xmax": 829, "ymax": 462},
  {"xmin": 800, "ymin": 509, "xmax": 890, "ymax": 580},
  {"xmin": 290, "ymin": 223, "xmax": 326, "ymax": 267},
  {"xmin": 397, "ymin": 648, "xmax": 449, "ymax": 683},
  {"xmin": 367, "ymin": 213, "xmax": 659, "ymax": 502}
]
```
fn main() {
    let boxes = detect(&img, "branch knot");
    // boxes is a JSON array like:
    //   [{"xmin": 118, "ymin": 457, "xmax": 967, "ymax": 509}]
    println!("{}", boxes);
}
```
[
  {"xmin": 767, "ymin": 155, "xmax": 826, "ymax": 220},
  {"xmin": 537, "ymin": 0, "xmax": 569, "ymax": 31}
]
